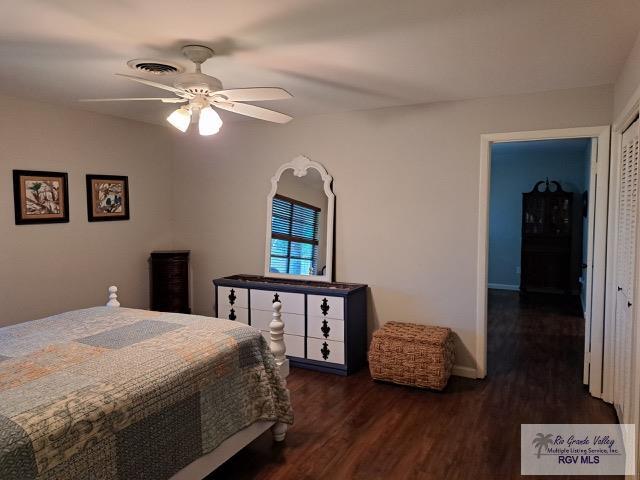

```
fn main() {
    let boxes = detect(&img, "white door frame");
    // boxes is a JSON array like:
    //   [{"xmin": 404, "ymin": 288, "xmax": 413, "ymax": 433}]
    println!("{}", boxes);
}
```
[
  {"xmin": 583, "ymin": 138, "xmax": 598, "ymax": 386},
  {"xmin": 476, "ymin": 126, "xmax": 611, "ymax": 397}
]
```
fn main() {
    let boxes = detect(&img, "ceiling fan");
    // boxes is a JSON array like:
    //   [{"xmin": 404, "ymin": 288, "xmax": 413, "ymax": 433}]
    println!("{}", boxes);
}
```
[{"xmin": 80, "ymin": 45, "xmax": 293, "ymax": 136}]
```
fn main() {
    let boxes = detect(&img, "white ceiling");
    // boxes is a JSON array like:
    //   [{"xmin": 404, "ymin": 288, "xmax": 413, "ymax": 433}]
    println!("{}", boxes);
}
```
[{"xmin": 1, "ymin": 0, "xmax": 639, "ymax": 126}]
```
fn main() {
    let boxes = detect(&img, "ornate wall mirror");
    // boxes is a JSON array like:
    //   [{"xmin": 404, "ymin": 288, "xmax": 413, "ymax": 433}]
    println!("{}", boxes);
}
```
[{"xmin": 264, "ymin": 155, "xmax": 335, "ymax": 282}]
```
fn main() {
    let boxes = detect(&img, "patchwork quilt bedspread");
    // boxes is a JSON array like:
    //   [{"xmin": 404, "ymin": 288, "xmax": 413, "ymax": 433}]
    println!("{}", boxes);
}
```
[{"xmin": 0, "ymin": 307, "xmax": 293, "ymax": 480}]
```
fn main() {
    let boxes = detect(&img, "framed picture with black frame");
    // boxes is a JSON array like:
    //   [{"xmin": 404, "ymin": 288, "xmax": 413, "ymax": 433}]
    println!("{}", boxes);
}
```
[
  {"xmin": 86, "ymin": 174, "xmax": 130, "ymax": 222},
  {"xmin": 13, "ymin": 170, "xmax": 70, "ymax": 225}
]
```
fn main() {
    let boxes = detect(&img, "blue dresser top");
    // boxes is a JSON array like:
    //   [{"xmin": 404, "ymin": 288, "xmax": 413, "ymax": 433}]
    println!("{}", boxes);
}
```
[{"xmin": 213, "ymin": 274, "xmax": 367, "ymax": 296}]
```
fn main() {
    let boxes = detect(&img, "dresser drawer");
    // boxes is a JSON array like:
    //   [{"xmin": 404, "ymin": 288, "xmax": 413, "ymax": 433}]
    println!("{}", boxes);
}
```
[
  {"xmin": 308, "ymin": 316, "xmax": 344, "ymax": 342},
  {"xmin": 307, "ymin": 338, "xmax": 345, "ymax": 365},
  {"xmin": 260, "ymin": 331, "xmax": 305, "ymax": 358},
  {"xmin": 251, "ymin": 309, "xmax": 305, "ymax": 337},
  {"xmin": 307, "ymin": 295, "xmax": 344, "ymax": 320},
  {"xmin": 250, "ymin": 289, "xmax": 304, "ymax": 314},
  {"xmin": 217, "ymin": 286, "xmax": 248, "ymax": 309},
  {"xmin": 218, "ymin": 305, "xmax": 249, "ymax": 324}
]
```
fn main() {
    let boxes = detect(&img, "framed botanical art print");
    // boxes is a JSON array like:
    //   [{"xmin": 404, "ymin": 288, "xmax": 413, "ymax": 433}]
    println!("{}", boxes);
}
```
[
  {"xmin": 86, "ymin": 174, "xmax": 130, "ymax": 222},
  {"xmin": 13, "ymin": 170, "xmax": 69, "ymax": 225}
]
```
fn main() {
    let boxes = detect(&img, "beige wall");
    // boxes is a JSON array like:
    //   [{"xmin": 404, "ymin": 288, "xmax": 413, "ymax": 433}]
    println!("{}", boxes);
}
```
[
  {"xmin": 170, "ymin": 84, "xmax": 613, "ymax": 370},
  {"xmin": 0, "ymin": 95, "xmax": 174, "ymax": 326},
  {"xmin": 614, "ymin": 30, "xmax": 640, "ymax": 119}
]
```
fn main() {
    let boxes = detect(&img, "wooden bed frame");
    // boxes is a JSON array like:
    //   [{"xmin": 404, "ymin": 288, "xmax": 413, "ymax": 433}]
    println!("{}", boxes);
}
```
[{"xmin": 105, "ymin": 286, "xmax": 290, "ymax": 479}]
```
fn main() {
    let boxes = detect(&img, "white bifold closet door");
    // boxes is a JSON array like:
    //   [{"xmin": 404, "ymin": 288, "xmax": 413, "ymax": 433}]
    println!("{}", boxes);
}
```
[{"xmin": 614, "ymin": 117, "xmax": 639, "ymax": 423}]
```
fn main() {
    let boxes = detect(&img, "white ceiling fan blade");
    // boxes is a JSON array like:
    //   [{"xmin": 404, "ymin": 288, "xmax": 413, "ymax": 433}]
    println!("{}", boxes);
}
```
[
  {"xmin": 213, "ymin": 101, "xmax": 292, "ymax": 124},
  {"xmin": 212, "ymin": 87, "xmax": 292, "ymax": 102},
  {"xmin": 114, "ymin": 73, "xmax": 188, "ymax": 96},
  {"xmin": 79, "ymin": 97, "xmax": 187, "ymax": 103}
]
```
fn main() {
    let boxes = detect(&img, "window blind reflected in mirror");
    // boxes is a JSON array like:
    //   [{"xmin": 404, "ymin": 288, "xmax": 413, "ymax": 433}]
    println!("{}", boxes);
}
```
[{"xmin": 270, "ymin": 194, "xmax": 320, "ymax": 275}]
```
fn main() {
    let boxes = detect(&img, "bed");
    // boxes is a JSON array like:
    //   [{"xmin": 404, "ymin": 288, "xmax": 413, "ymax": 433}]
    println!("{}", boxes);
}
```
[{"xmin": 0, "ymin": 286, "xmax": 292, "ymax": 480}]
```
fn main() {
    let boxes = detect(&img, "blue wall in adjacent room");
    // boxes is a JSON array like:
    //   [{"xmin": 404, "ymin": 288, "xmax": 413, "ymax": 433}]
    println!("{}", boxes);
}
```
[{"xmin": 489, "ymin": 139, "xmax": 591, "ymax": 290}]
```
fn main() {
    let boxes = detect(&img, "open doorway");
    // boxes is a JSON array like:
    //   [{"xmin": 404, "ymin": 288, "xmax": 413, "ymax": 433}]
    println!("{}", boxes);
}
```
[
  {"xmin": 487, "ymin": 139, "xmax": 592, "ymax": 387},
  {"xmin": 476, "ymin": 126, "xmax": 611, "ymax": 400},
  {"xmin": 488, "ymin": 139, "xmax": 591, "ymax": 298}
]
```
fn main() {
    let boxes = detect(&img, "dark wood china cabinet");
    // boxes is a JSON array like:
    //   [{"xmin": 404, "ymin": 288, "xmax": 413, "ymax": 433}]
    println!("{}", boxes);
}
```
[{"xmin": 521, "ymin": 179, "xmax": 575, "ymax": 294}]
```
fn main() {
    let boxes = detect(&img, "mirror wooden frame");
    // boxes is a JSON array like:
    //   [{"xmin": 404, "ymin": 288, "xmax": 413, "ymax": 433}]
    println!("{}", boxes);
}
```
[{"xmin": 264, "ymin": 155, "xmax": 335, "ymax": 282}]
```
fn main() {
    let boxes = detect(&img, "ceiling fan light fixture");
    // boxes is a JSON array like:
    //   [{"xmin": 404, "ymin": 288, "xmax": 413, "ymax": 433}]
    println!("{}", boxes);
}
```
[
  {"xmin": 199, "ymin": 106, "xmax": 223, "ymax": 136},
  {"xmin": 167, "ymin": 107, "xmax": 191, "ymax": 132}
]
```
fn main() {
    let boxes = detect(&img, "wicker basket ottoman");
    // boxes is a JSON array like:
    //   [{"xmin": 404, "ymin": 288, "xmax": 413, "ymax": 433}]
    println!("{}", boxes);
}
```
[{"xmin": 368, "ymin": 321, "xmax": 455, "ymax": 390}]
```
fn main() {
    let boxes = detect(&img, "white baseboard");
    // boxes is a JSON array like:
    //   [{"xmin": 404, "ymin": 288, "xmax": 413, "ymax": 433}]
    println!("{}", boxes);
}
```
[
  {"xmin": 488, "ymin": 283, "xmax": 519, "ymax": 291},
  {"xmin": 452, "ymin": 365, "xmax": 477, "ymax": 378}
]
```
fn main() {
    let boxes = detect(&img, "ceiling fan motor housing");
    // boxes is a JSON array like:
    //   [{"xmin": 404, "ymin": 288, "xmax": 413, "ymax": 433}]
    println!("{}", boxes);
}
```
[{"xmin": 174, "ymin": 73, "xmax": 223, "ymax": 96}]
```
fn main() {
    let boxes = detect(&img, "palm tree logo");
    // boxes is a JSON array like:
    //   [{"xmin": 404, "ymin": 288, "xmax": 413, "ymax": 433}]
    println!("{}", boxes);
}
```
[{"xmin": 532, "ymin": 433, "xmax": 554, "ymax": 459}]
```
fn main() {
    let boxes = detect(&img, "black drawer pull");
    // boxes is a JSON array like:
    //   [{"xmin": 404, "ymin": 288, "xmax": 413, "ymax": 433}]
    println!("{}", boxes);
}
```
[
  {"xmin": 629, "ymin": 302, "xmax": 633, "ymax": 308},
  {"xmin": 618, "ymin": 286, "xmax": 623, "ymax": 291},
  {"xmin": 272, "ymin": 293, "xmax": 280, "ymax": 303},
  {"xmin": 321, "ymin": 298, "xmax": 330, "ymax": 316},
  {"xmin": 321, "ymin": 319, "xmax": 331, "ymax": 338},
  {"xmin": 321, "ymin": 342, "xmax": 330, "ymax": 360},
  {"xmin": 228, "ymin": 289, "xmax": 236, "ymax": 305},
  {"xmin": 229, "ymin": 308, "xmax": 236, "ymax": 321}
]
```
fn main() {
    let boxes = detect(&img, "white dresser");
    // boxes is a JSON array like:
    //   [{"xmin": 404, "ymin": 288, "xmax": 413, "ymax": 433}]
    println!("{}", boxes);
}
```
[{"xmin": 214, "ymin": 275, "xmax": 367, "ymax": 375}]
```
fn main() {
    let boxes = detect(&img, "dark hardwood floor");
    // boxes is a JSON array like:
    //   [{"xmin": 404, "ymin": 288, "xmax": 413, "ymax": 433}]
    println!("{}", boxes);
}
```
[{"xmin": 210, "ymin": 290, "xmax": 619, "ymax": 479}]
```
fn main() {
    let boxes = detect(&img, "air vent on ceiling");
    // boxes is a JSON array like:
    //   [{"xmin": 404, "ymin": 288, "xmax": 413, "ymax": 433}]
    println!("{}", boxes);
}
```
[{"xmin": 126, "ymin": 59, "xmax": 184, "ymax": 75}]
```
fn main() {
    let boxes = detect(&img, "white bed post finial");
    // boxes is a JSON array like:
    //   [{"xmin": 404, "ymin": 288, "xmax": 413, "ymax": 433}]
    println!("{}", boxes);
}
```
[
  {"xmin": 106, "ymin": 286, "xmax": 120, "ymax": 307},
  {"xmin": 269, "ymin": 300, "xmax": 288, "ymax": 442},
  {"xmin": 269, "ymin": 301, "xmax": 286, "ymax": 366}
]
